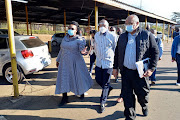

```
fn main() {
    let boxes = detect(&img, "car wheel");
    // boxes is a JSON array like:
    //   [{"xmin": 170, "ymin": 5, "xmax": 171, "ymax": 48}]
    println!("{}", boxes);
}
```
[
  {"xmin": 52, "ymin": 41, "xmax": 58, "ymax": 46},
  {"xmin": 3, "ymin": 65, "xmax": 24, "ymax": 83}
]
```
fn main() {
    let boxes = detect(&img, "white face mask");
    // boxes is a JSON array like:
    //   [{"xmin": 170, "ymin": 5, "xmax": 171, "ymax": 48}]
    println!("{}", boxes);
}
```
[{"xmin": 99, "ymin": 27, "xmax": 107, "ymax": 33}]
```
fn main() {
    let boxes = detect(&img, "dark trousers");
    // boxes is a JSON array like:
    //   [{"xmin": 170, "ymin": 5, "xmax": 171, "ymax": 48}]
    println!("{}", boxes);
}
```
[
  {"xmin": 176, "ymin": 54, "xmax": 180, "ymax": 83},
  {"xmin": 122, "ymin": 66, "xmax": 150, "ymax": 120},
  {"xmin": 149, "ymin": 68, "xmax": 157, "ymax": 82},
  {"xmin": 95, "ymin": 66, "xmax": 113, "ymax": 104},
  {"xmin": 89, "ymin": 53, "xmax": 96, "ymax": 73}
]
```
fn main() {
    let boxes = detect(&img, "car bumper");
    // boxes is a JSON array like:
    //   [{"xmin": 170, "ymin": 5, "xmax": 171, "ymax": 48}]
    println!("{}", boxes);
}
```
[{"xmin": 19, "ymin": 54, "xmax": 51, "ymax": 75}]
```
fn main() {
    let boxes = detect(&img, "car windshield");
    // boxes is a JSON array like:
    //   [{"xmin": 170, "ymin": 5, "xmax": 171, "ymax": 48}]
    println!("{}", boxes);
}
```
[{"xmin": 21, "ymin": 38, "xmax": 46, "ymax": 48}]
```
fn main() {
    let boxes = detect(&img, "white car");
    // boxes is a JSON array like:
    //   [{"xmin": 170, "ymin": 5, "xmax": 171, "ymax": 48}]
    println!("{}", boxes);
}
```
[{"xmin": 0, "ymin": 35, "xmax": 51, "ymax": 83}]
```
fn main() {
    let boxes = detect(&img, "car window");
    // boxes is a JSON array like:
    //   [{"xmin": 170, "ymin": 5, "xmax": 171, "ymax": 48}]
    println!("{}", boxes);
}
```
[
  {"xmin": 157, "ymin": 32, "xmax": 162, "ymax": 34},
  {"xmin": 21, "ymin": 38, "xmax": 46, "ymax": 48},
  {"xmin": 0, "ymin": 38, "xmax": 8, "ymax": 49},
  {"xmin": 0, "ymin": 30, "xmax": 20, "ymax": 35},
  {"xmin": 55, "ymin": 33, "xmax": 64, "ymax": 37}
]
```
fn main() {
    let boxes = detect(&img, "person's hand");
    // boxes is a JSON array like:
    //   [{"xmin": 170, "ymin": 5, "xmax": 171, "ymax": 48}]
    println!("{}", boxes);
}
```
[
  {"xmin": 112, "ymin": 69, "xmax": 118, "ymax": 78},
  {"xmin": 143, "ymin": 69, "xmax": 153, "ymax": 77},
  {"xmin": 172, "ymin": 57, "xmax": 176, "ymax": 62},
  {"xmin": 56, "ymin": 62, "xmax": 59, "ymax": 68},
  {"xmin": 81, "ymin": 47, "xmax": 88, "ymax": 55}
]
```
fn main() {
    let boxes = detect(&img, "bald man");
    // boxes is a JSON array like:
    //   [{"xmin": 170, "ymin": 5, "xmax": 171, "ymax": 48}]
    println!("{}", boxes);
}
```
[{"xmin": 113, "ymin": 15, "xmax": 159, "ymax": 120}]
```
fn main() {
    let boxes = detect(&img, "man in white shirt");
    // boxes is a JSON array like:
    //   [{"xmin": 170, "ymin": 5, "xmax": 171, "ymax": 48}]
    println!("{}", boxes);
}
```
[{"xmin": 94, "ymin": 19, "xmax": 118, "ymax": 113}]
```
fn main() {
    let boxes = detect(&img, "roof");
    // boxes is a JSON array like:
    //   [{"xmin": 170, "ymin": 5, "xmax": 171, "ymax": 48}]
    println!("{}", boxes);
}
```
[{"xmin": 0, "ymin": 0, "xmax": 177, "ymax": 25}]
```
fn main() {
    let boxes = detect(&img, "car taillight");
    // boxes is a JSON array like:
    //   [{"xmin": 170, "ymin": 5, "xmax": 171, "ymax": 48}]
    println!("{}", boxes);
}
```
[
  {"xmin": 29, "ymin": 36, "xmax": 36, "ymax": 39},
  {"xmin": 21, "ymin": 50, "xmax": 34, "ymax": 59}
]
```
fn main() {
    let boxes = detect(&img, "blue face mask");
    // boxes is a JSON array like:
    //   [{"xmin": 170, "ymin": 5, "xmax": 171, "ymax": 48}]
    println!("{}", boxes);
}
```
[
  {"xmin": 126, "ymin": 25, "xmax": 134, "ymax": 33},
  {"xmin": 68, "ymin": 29, "xmax": 75, "ymax": 36}
]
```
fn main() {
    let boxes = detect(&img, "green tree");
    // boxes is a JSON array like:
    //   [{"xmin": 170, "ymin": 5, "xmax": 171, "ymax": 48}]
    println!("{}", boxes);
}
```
[{"xmin": 151, "ymin": 25, "xmax": 163, "ymax": 32}]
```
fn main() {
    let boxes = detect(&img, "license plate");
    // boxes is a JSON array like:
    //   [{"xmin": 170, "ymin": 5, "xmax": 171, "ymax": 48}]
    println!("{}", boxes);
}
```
[{"xmin": 41, "ymin": 58, "xmax": 48, "ymax": 67}]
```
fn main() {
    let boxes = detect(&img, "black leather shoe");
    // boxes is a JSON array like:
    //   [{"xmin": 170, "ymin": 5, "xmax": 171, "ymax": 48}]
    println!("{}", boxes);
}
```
[
  {"xmin": 58, "ymin": 97, "xmax": 68, "ymax": 106},
  {"xmin": 100, "ymin": 103, "xmax": 105, "ymax": 113},
  {"xmin": 80, "ymin": 94, "xmax": 84, "ymax": 100},
  {"xmin": 142, "ymin": 108, "xmax": 148, "ymax": 116},
  {"xmin": 115, "ymin": 78, "xmax": 119, "ymax": 83}
]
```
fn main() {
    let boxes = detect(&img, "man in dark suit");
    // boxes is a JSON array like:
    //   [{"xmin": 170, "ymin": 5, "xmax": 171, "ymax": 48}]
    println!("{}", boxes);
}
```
[{"xmin": 113, "ymin": 15, "xmax": 159, "ymax": 120}]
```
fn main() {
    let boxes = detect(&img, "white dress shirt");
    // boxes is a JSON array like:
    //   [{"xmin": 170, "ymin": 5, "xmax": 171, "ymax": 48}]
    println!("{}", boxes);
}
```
[{"xmin": 94, "ymin": 31, "xmax": 118, "ymax": 69}]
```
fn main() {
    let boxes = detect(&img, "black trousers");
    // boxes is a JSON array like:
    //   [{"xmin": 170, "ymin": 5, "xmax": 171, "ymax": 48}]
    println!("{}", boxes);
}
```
[
  {"xmin": 95, "ymin": 66, "xmax": 113, "ymax": 104},
  {"xmin": 122, "ymin": 66, "xmax": 150, "ymax": 120}
]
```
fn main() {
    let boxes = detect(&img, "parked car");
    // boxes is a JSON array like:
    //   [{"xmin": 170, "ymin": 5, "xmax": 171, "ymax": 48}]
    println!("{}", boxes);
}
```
[
  {"xmin": 0, "ymin": 29, "xmax": 20, "ymax": 36},
  {"xmin": 51, "ymin": 33, "xmax": 65, "ymax": 46},
  {"xmin": 157, "ymin": 31, "xmax": 168, "ymax": 40},
  {"xmin": 0, "ymin": 35, "xmax": 51, "ymax": 83}
]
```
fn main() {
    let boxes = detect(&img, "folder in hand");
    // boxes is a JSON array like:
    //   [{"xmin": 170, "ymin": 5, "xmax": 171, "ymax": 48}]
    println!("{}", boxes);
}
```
[{"xmin": 135, "ymin": 58, "xmax": 150, "ymax": 78}]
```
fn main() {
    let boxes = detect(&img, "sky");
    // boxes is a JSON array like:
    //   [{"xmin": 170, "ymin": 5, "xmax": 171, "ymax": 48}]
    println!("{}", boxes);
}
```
[{"xmin": 118, "ymin": 0, "xmax": 180, "ymax": 19}]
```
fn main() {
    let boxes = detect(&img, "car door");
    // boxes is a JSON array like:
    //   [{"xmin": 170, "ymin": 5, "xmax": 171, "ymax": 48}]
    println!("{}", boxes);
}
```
[{"xmin": 0, "ymin": 37, "xmax": 10, "ymax": 75}]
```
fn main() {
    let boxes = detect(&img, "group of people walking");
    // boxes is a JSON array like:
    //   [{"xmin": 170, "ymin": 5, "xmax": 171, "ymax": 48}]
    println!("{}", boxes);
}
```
[{"xmin": 55, "ymin": 15, "xmax": 165, "ymax": 120}]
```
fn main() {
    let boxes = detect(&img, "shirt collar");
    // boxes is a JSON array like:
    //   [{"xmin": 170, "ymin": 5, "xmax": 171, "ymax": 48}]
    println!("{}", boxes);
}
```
[
  {"xmin": 128, "ymin": 32, "xmax": 137, "ymax": 37},
  {"xmin": 100, "ymin": 32, "xmax": 107, "ymax": 36}
]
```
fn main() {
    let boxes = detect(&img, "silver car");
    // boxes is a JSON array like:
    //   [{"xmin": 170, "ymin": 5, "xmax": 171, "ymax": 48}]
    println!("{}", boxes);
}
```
[
  {"xmin": 0, "ymin": 35, "xmax": 51, "ymax": 83},
  {"xmin": 51, "ymin": 33, "xmax": 65, "ymax": 46}
]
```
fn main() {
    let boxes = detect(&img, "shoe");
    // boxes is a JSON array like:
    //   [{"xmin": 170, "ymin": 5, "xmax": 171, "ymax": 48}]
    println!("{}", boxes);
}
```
[
  {"xmin": 115, "ymin": 78, "xmax": 118, "ymax": 83},
  {"xmin": 150, "ymin": 81, "xmax": 156, "ymax": 86},
  {"xmin": 142, "ymin": 108, "xmax": 148, "ymax": 116},
  {"xmin": 100, "ymin": 103, "xmax": 105, "ymax": 113},
  {"xmin": 58, "ymin": 97, "xmax": 69, "ymax": 106},
  {"xmin": 116, "ymin": 97, "xmax": 123, "ymax": 103},
  {"xmin": 176, "ymin": 83, "xmax": 180, "ymax": 86},
  {"xmin": 108, "ymin": 87, "xmax": 113, "ymax": 97},
  {"xmin": 80, "ymin": 94, "xmax": 84, "ymax": 100}
]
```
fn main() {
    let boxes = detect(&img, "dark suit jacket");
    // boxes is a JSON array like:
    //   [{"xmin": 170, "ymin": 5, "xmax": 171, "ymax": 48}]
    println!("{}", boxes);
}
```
[{"xmin": 113, "ymin": 28, "xmax": 159, "ymax": 72}]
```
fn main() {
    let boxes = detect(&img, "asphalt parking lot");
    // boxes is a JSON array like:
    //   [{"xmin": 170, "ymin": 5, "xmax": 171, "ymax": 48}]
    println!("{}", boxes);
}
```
[{"xmin": 0, "ymin": 41, "xmax": 180, "ymax": 120}]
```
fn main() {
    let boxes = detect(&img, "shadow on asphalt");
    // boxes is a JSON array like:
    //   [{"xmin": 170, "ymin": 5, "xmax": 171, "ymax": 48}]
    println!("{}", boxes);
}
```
[
  {"xmin": 0, "ymin": 76, "xmax": 11, "ymax": 85},
  {"xmin": 25, "ymin": 72, "xmax": 57, "ymax": 80},
  {"xmin": 88, "ymin": 111, "xmax": 124, "ymax": 120},
  {"xmin": 0, "ymin": 95, "xmax": 124, "ymax": 119},
  {"xmin": 1, "ymin": 115, "xmax": 71, "ymax": 120},
  {"xmin": 150, "ymin": 87, "xmax": 180, "ymax": 92},
  {"xmin": 156, "ymin": 67, "xmax": 177, "ymax": 75}
]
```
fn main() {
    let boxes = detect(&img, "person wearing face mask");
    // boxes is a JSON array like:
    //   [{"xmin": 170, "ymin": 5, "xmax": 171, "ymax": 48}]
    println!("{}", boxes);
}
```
[
  {"xmin": 149, "ymin": 29, "xmax": 163, "ymax": 85},
  {"xmin": 117, "ymin": 27, "xmax": 123, "ymax": 36},
  {"xmin": 173, "ymin": 27, "xmax": 179, "ymax": 39},
  {"xmin": 94, "ymin": 19, "xmax": 118, "ymax": 113},
  {"xmin": 55, "ymin": 21, "xmax": 93, "ymax": 106},
  {"xmin": 113, "ymin": 15, "xmax": 159, "ymax": 120},
  {"xmin": 109, "ymin": 26, "xmax": 117, "ymax": 35},
  {"xmin": 89, "ymin": 30, "xmax": 97, "ymax": 76}
]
